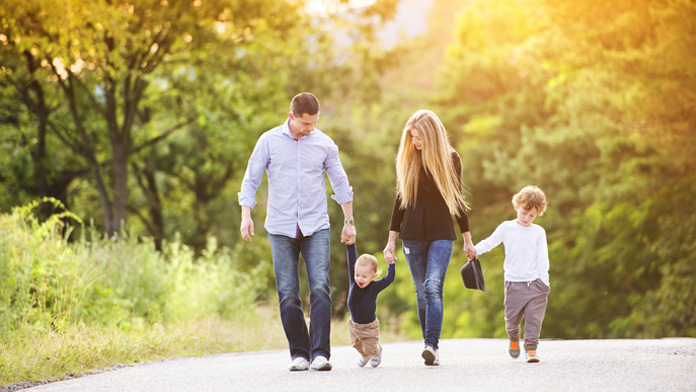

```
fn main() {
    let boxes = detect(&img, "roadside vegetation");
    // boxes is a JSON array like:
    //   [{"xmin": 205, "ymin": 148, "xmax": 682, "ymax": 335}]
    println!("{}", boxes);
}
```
[
  {"xmin": 0, "ymin": 200, "xmax": 273, "ymax": 386},
  {"xmin": 0, "ymin": 200, "xmax": 400, "ymax": 387}
]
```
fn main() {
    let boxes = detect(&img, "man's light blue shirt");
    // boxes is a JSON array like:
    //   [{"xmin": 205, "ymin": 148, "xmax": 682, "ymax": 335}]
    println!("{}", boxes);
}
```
[{"xmin": 238, "ymin": 120, "xmax": 353, "ymax": 238}]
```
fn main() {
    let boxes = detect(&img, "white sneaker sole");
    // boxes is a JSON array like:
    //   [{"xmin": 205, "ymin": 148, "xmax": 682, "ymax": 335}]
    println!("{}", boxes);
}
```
[{"xmin": 310, "ymin": 363, "xmax": 332, "ymax": 371}]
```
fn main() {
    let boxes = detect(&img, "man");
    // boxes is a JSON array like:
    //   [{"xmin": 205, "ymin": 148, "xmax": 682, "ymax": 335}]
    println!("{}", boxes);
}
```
[{"xmin": 238, "ymin": 92, "xmax": 356, "ymax": 371}]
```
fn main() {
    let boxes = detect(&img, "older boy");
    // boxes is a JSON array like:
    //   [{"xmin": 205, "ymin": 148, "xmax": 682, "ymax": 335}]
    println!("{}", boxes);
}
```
[{"xmin": 474, "ymin": 185, "xmax": 550, "ymax": 362}]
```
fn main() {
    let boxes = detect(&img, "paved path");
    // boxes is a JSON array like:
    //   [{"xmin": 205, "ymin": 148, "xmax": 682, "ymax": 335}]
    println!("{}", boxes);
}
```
[{"xmin": 24, "ymin": 338, "xmax": 696, "ymax": 391}]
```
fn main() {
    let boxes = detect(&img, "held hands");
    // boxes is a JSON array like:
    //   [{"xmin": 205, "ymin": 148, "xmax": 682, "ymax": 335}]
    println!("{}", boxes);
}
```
[
  {"xmin": 464, "ymin": 241, "xmax": 477, "ymax": 260},
  {"xmin": 341, "ymin": 222, "xmax": 356, "ymax": 245},
  {"xmin": 462, "ymin": 231, "xmax": 477, "ymax": 260},
  {"xmin": 383, "ymin": 241, "xmax": 396, "ymax": 264}
]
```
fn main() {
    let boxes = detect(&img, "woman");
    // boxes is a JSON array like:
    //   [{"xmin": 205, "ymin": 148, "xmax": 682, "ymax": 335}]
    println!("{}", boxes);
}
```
[{"xmin": 383, "ymin": 109, "xmax": 476, "ymax": 366}]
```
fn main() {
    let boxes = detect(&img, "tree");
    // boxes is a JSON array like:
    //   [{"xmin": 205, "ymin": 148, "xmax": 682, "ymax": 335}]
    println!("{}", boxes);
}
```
[
  {"xmin": 0, "ymin": 27, "xmax": 84, "ymax": 221},
  {"xmin": 0, "ymin": 0, "xmax": 312, "ymax": 236},
  {"xmin": 432, "ymin": 0, "xmax": 696, "ymax": 338}
]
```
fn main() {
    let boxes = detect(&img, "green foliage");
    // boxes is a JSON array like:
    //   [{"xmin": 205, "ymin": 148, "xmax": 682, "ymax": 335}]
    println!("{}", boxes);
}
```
[
  {"xmin": 0, "ymin": 0, "xmax": 337, "ymax": 242},
  {"xmin": 2, "ymin": 0, "xmax": 694, "ymax": 345},
  {"xmin": 430, "ymin": 0, "xmax": 696, "ymax": 338},
  {"xmin": 0, "ymin": 200, "xmax": 267, "ymax": 337},
  {"xmin": 0, "ymin": 198, "xmax": 83, "ymax": 331}
]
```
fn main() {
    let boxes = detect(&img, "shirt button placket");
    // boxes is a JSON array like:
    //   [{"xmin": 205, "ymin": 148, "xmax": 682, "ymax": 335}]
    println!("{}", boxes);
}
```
[{"xmin": 297, "ymin": 141, "xmax": 301, "ymax": 225}]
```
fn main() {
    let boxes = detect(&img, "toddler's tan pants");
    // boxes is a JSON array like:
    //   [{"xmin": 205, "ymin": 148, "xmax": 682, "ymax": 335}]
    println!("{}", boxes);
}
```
[{"xmin": 348, "ymin": 318, "xmax": 381, "ymax": 357}]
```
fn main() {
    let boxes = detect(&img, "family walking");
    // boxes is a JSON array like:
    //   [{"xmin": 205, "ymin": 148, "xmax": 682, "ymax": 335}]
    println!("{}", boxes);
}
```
[{"xmin": 238, "ymin": 92, "xmax": 551, "ymax": 371}]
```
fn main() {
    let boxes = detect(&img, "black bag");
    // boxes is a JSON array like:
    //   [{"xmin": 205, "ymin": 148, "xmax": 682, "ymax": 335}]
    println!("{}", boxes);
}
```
[{"xmin": 460, "ymin": 258, "xmax": 485, "ymax": 292}]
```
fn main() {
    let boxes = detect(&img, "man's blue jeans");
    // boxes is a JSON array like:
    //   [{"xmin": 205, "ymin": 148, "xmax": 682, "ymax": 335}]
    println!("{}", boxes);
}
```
[
  {"xmin": 402, "ymin": 239, "xmax": 454, "ymax": 350},
  {"xmin": 269, "ymin": 228, "xmax": 331, "ymax": 361}
]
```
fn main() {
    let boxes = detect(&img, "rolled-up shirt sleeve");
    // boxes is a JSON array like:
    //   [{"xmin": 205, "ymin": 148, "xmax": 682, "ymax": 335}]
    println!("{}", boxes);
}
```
[
  {"xmin": 325, "ymin": 142, "xmax": 353, "ymax": 204},
  {"xmin": 238, "ymin": 135, "xmax": 269, "ymax": 209}
]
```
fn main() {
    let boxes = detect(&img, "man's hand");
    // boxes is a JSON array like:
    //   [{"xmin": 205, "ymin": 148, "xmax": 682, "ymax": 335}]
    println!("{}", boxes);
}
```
[
  {"xmin": 341, "ymin": 222, "xmax": 356, "ymax": 245},
  {"xmin": 240, "ymin": 206, "xmax": 254, "ymax": 242},
  {"xmin": 339, "ymin": 201, "xmax": 355, "ymax": 245}
]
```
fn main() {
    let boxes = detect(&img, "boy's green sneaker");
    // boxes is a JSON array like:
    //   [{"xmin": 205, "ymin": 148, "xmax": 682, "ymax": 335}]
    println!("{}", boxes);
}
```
[
  {"xmin": 525, "ymin": 343, "xmax": 540, "ymax": 363},
  {"xmin": 508, "ymin": 337, "xmax": 520, "ymax": 358}
]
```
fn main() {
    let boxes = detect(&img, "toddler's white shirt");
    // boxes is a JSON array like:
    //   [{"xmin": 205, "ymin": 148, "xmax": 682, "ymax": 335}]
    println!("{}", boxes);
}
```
[{"xmin": 474, "ymin": 220, "xmax": 550, "ymax": 286}]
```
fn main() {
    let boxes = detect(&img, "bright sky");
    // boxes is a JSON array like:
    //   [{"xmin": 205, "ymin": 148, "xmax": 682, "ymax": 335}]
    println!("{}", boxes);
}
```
[{"xmin": 305, "ymin": 0, "xmax": 377, "ymax": 16}]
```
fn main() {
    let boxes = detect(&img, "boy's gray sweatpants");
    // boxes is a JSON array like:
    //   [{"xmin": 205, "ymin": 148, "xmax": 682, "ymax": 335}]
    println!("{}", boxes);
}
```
[{"xmin": 504, "ymin": 279, "xmax": 550, "ymax": 346}]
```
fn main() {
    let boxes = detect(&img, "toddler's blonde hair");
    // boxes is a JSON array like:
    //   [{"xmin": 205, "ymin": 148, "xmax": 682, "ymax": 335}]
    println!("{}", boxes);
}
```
[
  {"xmin": 512, "ymin": 185, "xmax": 547, "ymax": 216},
  {"xmin": 357, "ymin": 254, "xmax": 380, "ymax": 275}
]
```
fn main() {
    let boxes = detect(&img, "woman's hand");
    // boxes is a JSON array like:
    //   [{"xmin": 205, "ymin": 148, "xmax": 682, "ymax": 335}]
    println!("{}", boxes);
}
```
[
  {"xmin": 383, "ymin": 241, "xmax": 396, "ymax": 264},
  {"xmin": 464, "ymin": 241, "xmax": 477, "ymax": 260},
  {"xmin": 462, "ymin": 231, "xmax": 477, "ymax": 260},
  {"xmin": 383, "ymin": 230, "xmax": 398, "ymax": 264}
]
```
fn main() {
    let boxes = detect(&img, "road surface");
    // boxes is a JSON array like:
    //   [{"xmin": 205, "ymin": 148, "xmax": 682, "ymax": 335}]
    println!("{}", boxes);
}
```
[{"xmin": 22, "ymin": 338, "xmax": 696, "ymax": 391}]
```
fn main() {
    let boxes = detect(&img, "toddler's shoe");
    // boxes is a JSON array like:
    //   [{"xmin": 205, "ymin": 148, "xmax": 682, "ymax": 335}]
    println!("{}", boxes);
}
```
[
  {"xmin": 357, "ymin": 355, "xmax": 370, "ymax": 367},
  {"xmin": 525, "ymin": 343, "xmax": 540, "ymax": 363},
  {"xmin": 508, "ymin": 336, "xmax": 520, "ymax": 359},
  {"xmin": 370, "ymin": 345, "xmax": 382, "ymax": 367}
]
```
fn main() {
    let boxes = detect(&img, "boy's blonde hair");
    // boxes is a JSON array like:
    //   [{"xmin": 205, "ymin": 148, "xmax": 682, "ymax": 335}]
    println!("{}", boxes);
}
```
[
  {"xmin": 357, "ymin": 254, "xmax": 380, "ymax": 275},
  {"xmin": 512, "ymin": 185, "xmax": 547, "ymax": 216},
  {"xmin": 395, "ymin": 110, "xmax": 469, "ymax": 215}
]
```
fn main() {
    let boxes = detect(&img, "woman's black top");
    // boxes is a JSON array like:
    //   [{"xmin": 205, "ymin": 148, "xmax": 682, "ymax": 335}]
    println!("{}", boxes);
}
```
[{"xmin": 389, "ymin": 151, "xmax": 470, "ymax": 241}]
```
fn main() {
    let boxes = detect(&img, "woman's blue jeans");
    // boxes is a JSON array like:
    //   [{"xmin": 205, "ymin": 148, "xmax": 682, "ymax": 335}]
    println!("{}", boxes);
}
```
[
  {"xmin": 269, "ymin": 228, "xmax": 331, "ymax": 361},
  {"xmin": 402, "ymin": 239, "xmax": 454, "ymax": 350}
]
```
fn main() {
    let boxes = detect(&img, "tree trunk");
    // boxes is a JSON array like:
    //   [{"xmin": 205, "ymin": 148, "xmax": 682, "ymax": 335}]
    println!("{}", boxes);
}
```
[
  {"xmin": 112, "ymin": 142, "xmax": 129, "ymax": 235},
  {"xmin": 22, "ymin": 51, "xmax": 78, "ymax": 222},
  {"xmin": 131, "ymin": 162, "xmax": 165, "ymax": 250},
  {"xmin": 61, "ymin": 76, "xmax": 115, "ymax": 235}
]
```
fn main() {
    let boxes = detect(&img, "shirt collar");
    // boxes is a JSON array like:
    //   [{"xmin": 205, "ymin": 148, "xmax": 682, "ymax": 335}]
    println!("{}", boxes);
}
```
[
  {"xmin": 282, "ymin": 118, "xmax": 319, "ymax": 141},
  {"xmin": 282, "ymin": 118, "xmax": 295, "ymax": 139}
]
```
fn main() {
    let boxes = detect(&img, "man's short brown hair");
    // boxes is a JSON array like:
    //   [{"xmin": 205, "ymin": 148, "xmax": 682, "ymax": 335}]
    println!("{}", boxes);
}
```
[{"xmin": 290, "ymin": 92, "xmax": 320, "ymax": 117}]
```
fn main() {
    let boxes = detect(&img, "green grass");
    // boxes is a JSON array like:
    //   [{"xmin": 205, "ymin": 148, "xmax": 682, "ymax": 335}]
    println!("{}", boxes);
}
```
[
  {"xmin": 0, "ymin": 199, "xmax": 276, "ymax": 387},
  {"xmin": 0, "ymin": 309, "xmax": 277, "ymax": 387},
  {"xmin": 0, "ymin": 306, "xmax": 403, "ymax": 388}
]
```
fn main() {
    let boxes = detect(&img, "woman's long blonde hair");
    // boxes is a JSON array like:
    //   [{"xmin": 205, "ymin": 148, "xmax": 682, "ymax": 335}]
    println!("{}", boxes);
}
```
[{"xmin": 395, "ymin": 109, "xmax": 469, "ymax": 215}]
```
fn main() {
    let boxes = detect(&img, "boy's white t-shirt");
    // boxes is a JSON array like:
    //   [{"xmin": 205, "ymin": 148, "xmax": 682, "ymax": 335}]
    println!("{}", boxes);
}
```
[{"xmin": 474, "ymin": 220, "xmax": 550, "ymax": 286}]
